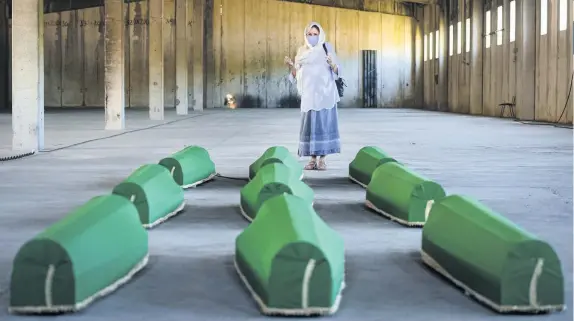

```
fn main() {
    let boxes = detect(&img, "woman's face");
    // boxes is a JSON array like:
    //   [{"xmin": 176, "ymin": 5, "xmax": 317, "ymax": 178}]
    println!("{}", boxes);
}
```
[
  {"xmin": 306, "ymin": 26, "xmax": 320, "ymax": 37},
  {"xmin": 306, "ymin": 26, "xmax": 320, "ymax": 47}
]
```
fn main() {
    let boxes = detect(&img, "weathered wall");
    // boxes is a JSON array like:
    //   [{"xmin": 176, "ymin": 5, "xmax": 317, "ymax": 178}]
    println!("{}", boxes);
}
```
[
  {"xmin": 209, "ymin": 0, "xmax": 419, "ymax": 108},
  {"xmin": 10, "ymin": 0, "xmax": 205, "ymax": 108},
  {"xmin": 8, "ymin": 0, "xmax": 419, "ymax": 109},
  {"xmin": 422, "ymin": 0, "xmax": 573, "ymax": 124},
  {"xmin": 278, "ymin": 0, "xmax": 415, "ymax": 16},
  {"xmin": 532, "ymin": 0, "xmax": 573, "ymax": 123}
]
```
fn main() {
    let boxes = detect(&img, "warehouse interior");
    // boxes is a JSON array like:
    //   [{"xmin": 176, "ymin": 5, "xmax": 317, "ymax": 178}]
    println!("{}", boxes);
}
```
[{"xmin": 0, "ymin": 0, "xmax": 572, "ymax": 320}]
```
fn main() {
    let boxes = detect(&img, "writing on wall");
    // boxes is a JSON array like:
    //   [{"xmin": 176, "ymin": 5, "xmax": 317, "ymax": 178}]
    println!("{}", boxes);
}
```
[{"xmin": 44, "ymin": 18, "xmax": 181, "ymax": 27}]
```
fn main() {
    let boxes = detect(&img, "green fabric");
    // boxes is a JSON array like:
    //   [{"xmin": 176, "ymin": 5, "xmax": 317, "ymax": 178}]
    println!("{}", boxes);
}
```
[
  {"xmin": 236, "ymin": 194, "xmax": 345, "ymax": 310},
  {"xmin": 158, "ymin": 145, "xmax": 216, "ymax": 187},
  {"xmin": 113, "ymin": 164, "xmax": 184, "ymax": 226},
  {"xmin": 348, "ymin": 146, "xmax": 397, "ymax": 186},
  {"xmin": 422, "ymin": 195, "xmax": 564, "ymax": 309},
  {"xmin": 366, "ymin": 162, "xmax": 445, "ymax": 224},
  {"xmin": 248, "ymin": 146, "xmax": 303, "ymax": 180},
  {"xmin": 10, "ymin": 195, "xmax": 148, "ymax": 309},
  {"xmin": 240, "ymin": 163, "xmax": 314, "ymax": 220}
]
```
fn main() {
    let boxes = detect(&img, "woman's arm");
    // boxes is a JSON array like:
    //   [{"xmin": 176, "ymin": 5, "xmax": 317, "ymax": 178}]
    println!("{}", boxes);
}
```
[
  {"xmin": 325, "ymin": 42, "xmax": 341, "ymax": 78},
  {"xmin": 286, "ymin": 63, "xmax": 297, "ymax": 84},
  {"xmin": 330, "ymin": 63, "xmax": 338, "ymax": 75},
  {"xmin": 288, "ymin": 65, "xmax": 297, "ymax": 77},
  {"xmin": 284, "ymin": 55, "xmax": 297, "ymax": 82}
]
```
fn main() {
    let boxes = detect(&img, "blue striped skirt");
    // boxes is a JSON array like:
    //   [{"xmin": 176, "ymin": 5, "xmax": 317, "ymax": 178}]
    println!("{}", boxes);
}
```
[{"xmin": 298, "ymin": 106, "xmax": 341, "ymax": 157}]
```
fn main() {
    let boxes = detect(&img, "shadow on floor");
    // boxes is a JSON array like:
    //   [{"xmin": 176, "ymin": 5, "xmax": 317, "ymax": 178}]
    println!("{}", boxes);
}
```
[
  {"xmin": 89, "ymin": 173, "xmax": 247, "ymax": 192},
  {"xmin": 192, "ymin": 177, "xmax": 247, "ymax": 190},
  {"xmin": 313, "ymin": 201, "xmax": 410, "ymax": 228},
  {"xmin": 303, "ymin": 176, "xmax": 362, "ymax": 188},
  {"xmin": 102, "ymin": 252, "xmax": 261, "ymax": 316},
  {"xmin": 90, "ymin": 176, "xmax": 125, "ymax": 190},
  {"xmin": 0, "ymin": 247, "xmax": 551, "ymax": 319},
  {"xmin": 156, "ymin": 204, "xmax": 247, "ymax": 230},
  {"xmin": 338, "ymin": 249, "xmax": 493, "ymax": 317}
]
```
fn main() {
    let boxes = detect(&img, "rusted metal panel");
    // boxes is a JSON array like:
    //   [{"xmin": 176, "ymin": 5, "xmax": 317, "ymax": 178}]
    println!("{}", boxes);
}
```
[
  {"xmin": 163, "ymin": 0, "xmax": 176, "ymax": 108},
  {"xmin": 60, "ymin": 10, "xmax": 84, "ymax": 107},
  {"xmin": 44, "ymin": 12, "xmax": 62, "ymax": 107},
  {"xmin": 82, "ymin": 7, "xmax": 105, "ymax": 107},
  {"xmin": 127, "ymin": 1, "xmax": 148, "ymax": 108}
]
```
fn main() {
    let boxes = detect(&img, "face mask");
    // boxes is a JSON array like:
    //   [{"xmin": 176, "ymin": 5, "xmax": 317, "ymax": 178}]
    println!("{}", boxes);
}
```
[{"xmin": 307, "ymin": 35, "xmax": 319, "ymax": 47}]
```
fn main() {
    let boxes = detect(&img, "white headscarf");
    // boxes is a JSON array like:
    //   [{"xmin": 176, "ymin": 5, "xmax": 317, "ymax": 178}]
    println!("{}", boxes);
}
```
[{"xmin": 293, "ymin": 22, "xmax": 340, "ymax": 113}]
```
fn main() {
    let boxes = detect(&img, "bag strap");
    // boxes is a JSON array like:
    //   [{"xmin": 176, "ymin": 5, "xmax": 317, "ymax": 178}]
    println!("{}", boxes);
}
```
[{"xmin": 322, "ymin": 43, "xmax": 328, "ymax": 55}]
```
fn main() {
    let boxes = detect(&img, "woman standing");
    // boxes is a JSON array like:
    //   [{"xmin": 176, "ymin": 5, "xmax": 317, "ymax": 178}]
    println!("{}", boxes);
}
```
[{"xmin": 284, "ymin": 22, "xmax": 341, "ymax": 171}]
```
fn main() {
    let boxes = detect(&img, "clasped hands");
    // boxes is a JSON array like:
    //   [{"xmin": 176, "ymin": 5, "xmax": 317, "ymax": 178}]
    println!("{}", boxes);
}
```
[
  {"xmin": 284, "ymin": 55, "xmax": 336, "ymax": 70},
  {"xmin": 284, "ymin": 56, "xmax": 294, "ymax": 67}
]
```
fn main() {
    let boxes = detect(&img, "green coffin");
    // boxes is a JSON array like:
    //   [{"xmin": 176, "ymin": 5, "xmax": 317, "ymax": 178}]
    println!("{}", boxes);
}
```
[
  {"xmin": 248, "ymin": 146, "xmax": 303, "ymax": 181},
  {"xmin": 159, "ymin": 145, "xmax": 217, "ymax": 189},
  {"xmin": 235, "ymin": 193, "xmax": 345, "ymax": 316},
  {"xmin": 348, "ymin": 146, "xmax": 398, "ymax": 188},
  {"xmin": 9, "ymin": 195, "xmax": 148, "ymax": 314},
  {"xmin": 240, "ymin": 163, "xmax": 314, "ymax": 221},
  {"xmin": 366, "ymin": 162, "xmax": 446, "ymax": 227},
  {"xmin": 113, "ymin": 164, "xmax": 186, "ymax": 228},
  {"xmin": 422, "ymin": 195, "xmax": 565, "ymax": 313}
]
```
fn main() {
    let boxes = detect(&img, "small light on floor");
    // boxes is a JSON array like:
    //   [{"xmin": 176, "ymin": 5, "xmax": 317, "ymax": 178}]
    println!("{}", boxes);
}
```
[{"xmin": 225, "ymin": 94, "xmax": 237, "ymax": 109}]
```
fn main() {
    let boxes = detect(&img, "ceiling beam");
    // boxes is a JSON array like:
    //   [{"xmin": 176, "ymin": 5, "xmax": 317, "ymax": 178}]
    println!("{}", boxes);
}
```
[{"xmin": 396, "ymin": 0, "xmax": 438, "ymax": 4}]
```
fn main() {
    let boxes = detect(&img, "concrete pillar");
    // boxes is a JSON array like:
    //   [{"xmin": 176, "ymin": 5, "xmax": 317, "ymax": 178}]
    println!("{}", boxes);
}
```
[
  {"xmin": 104, "ymin": 0, "xmax": 125, "ymax": 130},
  {"xmin": 11, "ymin": 0, "xmax": 44, "ymax": 151},
  {"xmin": 203, "ymin": 0, "xmax": 215, "ymax": 110},
  {"xmin": 414, "ymin": 6, "xmax": 424, "ymax": 107},
  {"xmin": 175, "ymin": 0, "xmax": 188, "ymax": 115},
  {"xmin": 437, "ymin": 2, "xmax": 449, "ymax": 111},
  {"xmin": 192, "ymin": 0, "xmax": 206, "ymax": 111},
  {"xmin": 0, "ymin": 1, "xmax": 9, "ymax": 111},
  {"xmin": 149, "ymin": 0, "xmax": 164, "ymax": 120},
  {"xmin": 516, "ymin": 0, "xmax": 535, "ymax": 120},
  {"xmin": 470, "ymin": 0, "xmax": 484, "ymax": 115}
]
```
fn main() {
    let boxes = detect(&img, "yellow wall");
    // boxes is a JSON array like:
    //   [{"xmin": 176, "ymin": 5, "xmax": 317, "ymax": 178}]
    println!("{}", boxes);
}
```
[
  {"xmin": 26, "ymin": 1, "xmax": 204, "ymax": 108},
  {"xmin": 18, "ymin": 0, "xmax": 420, "ymax": 109},
  {"xmin": 210, "ymin": 0, "xmax": 419, "ymax": 108}
]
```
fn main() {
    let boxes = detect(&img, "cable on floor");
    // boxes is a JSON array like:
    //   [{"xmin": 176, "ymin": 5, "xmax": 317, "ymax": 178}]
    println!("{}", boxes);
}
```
[
  {"xmin": 556, "ymin": 72, "xmax": 573, "ymax": 124},
  {"xmin": 42, "ymin": 113, "xmax": 208, "ymax": 153},
  {"xmin": 514, "ymin": 73, "xmax": 573, "ymax": 129},
  {"xmin": 1, "ymin": 114, "xmax": 209, "ymax": 162},
  {"xmin": 215, "ymin": 173, "xmax": 249, "ymax": 182},
  {"xmin": 0, "ymin": 150, "xmax": 37, "ymax": 162}
]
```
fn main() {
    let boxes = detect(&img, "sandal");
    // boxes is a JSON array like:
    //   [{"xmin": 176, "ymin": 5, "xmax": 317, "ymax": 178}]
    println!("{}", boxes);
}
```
[
  {"xmin": 317, "ymin": 158, "xmax": 327, "ymax": 171},
  {"xmin": 304, "ymin": 160, "xmax": 317, "ymax": 170}
]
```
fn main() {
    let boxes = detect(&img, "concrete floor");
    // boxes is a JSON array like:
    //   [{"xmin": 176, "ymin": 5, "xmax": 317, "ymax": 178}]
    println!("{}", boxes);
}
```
[{"xmin": 0, "ymin": 108, "xmax": 571, "ymax": 321}]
